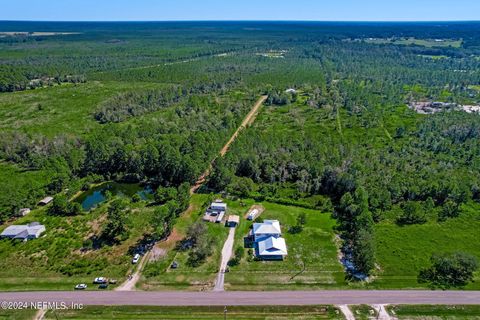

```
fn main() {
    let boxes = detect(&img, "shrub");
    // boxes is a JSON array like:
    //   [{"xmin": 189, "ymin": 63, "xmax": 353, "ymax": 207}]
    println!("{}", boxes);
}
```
[
  {"xmin": 396, "ymin": 201, "xmax": 427, "ymax": 225},
  {"xmin": 418, "ymin": 252, "xmax": 479, "ymax": 289}
]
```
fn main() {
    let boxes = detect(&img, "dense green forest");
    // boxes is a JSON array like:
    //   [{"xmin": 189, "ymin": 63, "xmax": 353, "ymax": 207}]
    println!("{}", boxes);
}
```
[{"xmin": 0, "ymin": 21, "xmax": 479, "ymax": 284}]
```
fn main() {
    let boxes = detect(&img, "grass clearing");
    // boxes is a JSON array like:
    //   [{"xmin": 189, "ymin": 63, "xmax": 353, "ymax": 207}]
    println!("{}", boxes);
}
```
[
  {"xmin": 364, "ymin": 37, "xmax": 462, "ymax": 48},
  {"xmin": 350, "ymin": 305, "xmax": 377, "ymax": 320},
  {"xmin": 0, "ymin": 81, "xmax": 166, "ymax": 137},
  {"xmin": 371, "ymin": 202, "xmax": 480, "ymax": 289},
  {"xmin": 43, "ymin": 305, "xmax": 342, "ymax": 319},
  {"xmin": 388, "ymin": 305, "xmax": 480, "ymax": 319},
  {"xmin": 225, "ymin": 200, "xmax": 346, "ymax": 290},
  {"xmin": 0, "ymin": 309, "xmax": 37, "ymax": 320}
]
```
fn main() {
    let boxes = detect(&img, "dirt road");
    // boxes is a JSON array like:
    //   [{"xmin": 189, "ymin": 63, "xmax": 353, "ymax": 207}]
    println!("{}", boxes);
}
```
[
  {"xmin": 2, "ymin": 290, "xmax": 479, "ymax": 306},
  {"xmin": 213, "ymin": 227, "xmax": 236, "ymax": 291},
  {"xmin": 337, "ymin": 305, "xmax": 355, "ymax": 320},
  {"xmin": 115, "ymin": 251, "xmax": 151, "ymax": 291},
  {"xmin": 115, "ymin": 95, "xmax": 267, "ymax": 291},
  {"xmin": 190, "ymin": 95, "xmax": 268, "ymax": 194}
]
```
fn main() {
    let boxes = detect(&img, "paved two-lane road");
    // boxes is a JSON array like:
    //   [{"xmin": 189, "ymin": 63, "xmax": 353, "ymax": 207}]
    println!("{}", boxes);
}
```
[{"xmin": 1, "ymin": 290, "xmax": 479, "ymax": 306}]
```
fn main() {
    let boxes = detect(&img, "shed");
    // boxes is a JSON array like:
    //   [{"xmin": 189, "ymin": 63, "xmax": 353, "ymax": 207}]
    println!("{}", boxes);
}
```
[
  {"xmin": 227, "ymin": 215, "xmax": 240, "ymax": 227},
  {"xmin": 39, "ymin": 197, "xmax": 53, "ymax": 206},
  {"xmin": 285, "ymin": 88, "xmax": 297, "ymax": 94},
  {"xmin": 17, "ymin": 208, "xmax": 31, "ymax": 217},
  {"xmin": 247, "ymin": 209, "xmax": 259, "ymax": 221}
]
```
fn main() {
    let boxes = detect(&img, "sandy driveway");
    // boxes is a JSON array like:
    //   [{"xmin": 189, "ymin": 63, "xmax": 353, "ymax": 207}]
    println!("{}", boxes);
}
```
[
  {"xmin": 337, "ymin": 305, "xmax": 355, "ymax": 320},
  {"xmin": 115, "ymin": 251, "xmax": 151, "ymax": 291},
  {"xmin": 213, "ymin": 227, "xmax": 236, "ymax": 291}
]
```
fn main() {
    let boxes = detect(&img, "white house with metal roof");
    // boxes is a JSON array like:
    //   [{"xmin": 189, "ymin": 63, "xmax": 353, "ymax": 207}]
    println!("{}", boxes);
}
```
[
  {"xmin": 252, "ymin": 220, "xmax": 281, "ymax": 242},
  {"xmin": 257, "ymin": 236, "xmax": 288, "ymax": 259},
  {"xmin": 251, "ymin": 220, "xmax": 288, "ymax": 260},
  {"xmin": 0, "ymin": 222, "xmax": 45, "ymax": 241}
]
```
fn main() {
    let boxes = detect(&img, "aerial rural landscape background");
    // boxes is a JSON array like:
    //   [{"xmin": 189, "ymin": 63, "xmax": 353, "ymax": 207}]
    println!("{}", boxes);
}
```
[{"xmin": 0, "ymin": 0, "xmax": 480, "ymax": 319}]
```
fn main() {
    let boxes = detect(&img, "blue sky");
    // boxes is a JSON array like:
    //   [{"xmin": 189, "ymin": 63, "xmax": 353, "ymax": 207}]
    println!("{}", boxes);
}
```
[{"xmin": 0, "ymin": 0, "xmax": 479, "ymax": 21}]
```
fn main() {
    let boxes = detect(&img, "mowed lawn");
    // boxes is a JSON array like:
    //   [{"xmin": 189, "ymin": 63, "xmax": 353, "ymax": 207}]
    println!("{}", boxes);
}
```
[
  {"xmin": 387, "ymin": 305, "xmax": 480, "ymax": 319},
  {"xmin": 0, "ymin": 81, "xmax": 166, "ymax": 137},
  {"xmin": 43, "ymin": 305, "xmax": 342, "ymax": 320},
  {"xmin": 141, "ymin": 194, "xmax": 230, "ymax": 291},
  {"xmin": 225, "ymin": 200, "xmax": 346, "ymax": 290},
  {"xmin": 372, "ymin": 202, "xmax": 480, "ymax": 289}
]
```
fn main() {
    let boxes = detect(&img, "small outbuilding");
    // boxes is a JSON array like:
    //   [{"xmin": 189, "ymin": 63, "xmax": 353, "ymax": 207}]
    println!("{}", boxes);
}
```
[
  {"xmin": 17, "ymin": 208, "xmax": 31, "ymax": 217},
  {"xmin": 226, "ymin": 215, "xmax": 240, "ymax": 227},
  {"xmin": 285, "ymin": 88, "xmax": 297, "ymax": 94},
  {"xmin": 0, "ymin": 222, "xmax": 46, "ymax": 241},
  {"xmin": 210, "ymin": 200, "xmax": 227, "ymax": 212},
  {"xmin": 39, "ymin": 196, "xmax": 53, "ymax": 206}
]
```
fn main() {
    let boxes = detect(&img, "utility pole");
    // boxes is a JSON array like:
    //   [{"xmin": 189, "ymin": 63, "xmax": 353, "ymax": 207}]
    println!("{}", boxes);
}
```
[{"xmin": 224, "ymin": 306, "xmax": 228, "ymax": 320}]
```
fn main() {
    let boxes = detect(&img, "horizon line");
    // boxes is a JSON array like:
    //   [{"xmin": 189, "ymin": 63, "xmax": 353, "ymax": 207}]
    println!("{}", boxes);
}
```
[{"xmin": 1, "ymin": 19, "xmax": 480, "ymax": 23}]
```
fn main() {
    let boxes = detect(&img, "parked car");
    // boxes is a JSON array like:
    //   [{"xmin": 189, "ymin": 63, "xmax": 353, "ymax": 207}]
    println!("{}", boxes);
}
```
[
  {"xmin": 98, "ymin": 283, "xmax": 109, "ymax": 289},
  {"xmin": 74, "ymin": 284, "xmax": 87, "ymax": 290},
  {"xmin": 132, "ymin": 253, "xmax": 141, "ymax": 264},
  {"xmin": 109, "ymin": 279, "xmax": 117, "ymax": 284},
  {"xmin": 93, "ymin": 277, "xmax": 107, "ymax": 284},
  {"xmin": 171, "ymin": 261, "xmax": 179, "ymax": 269}
]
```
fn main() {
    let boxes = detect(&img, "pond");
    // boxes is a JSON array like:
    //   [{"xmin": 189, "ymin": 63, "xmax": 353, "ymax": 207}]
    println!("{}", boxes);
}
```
[{"xmin": 74, "ymin": 182, "xmax": 154, "ymax": 211}]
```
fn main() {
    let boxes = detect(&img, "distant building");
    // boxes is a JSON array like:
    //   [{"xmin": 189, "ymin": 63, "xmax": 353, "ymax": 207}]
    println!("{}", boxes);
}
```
[
  {"xmin": 227, "ymin": 215, "xmax": 240, "ymax": 227},
  {"xmin": 38, "ymin": 197, "xmax": 53, "ymax": 206},
  {"xmin": 285, "ymin": 88, "xmax": 297, "ymax": 94},
  {"xmin": 0, "ymin": 222, "xmax": 45, "ymax": 240}
]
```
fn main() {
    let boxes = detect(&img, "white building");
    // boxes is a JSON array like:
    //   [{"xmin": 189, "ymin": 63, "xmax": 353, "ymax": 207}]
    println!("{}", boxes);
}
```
[
  {"xmin": 17, "ymin": 208, "xmax": 31, "ymax": 217},
  {"xmin": 252, "ymin": 220, "xmax": 281, "ymax": 242},
  {"xmin": 0, "ymin": 222, "xmax": 46, "ymax": 240},
  {"xmin": 285, "ymin": 88, "xmax": 297, "ymax": 94},
  {"xmin": 251, "ymin": 220, "xmax": 288, "ymax": 260},
  {"xmin": 257, "ymin": 237, "xmax": 288, "ymax": 259},
  {"xmin": 39, "ymin": 196, "xmax": 53, "ymax": 206},
  {"xmin": 210, "ymin": 201, "xmax": 227, "ymax": 212}
]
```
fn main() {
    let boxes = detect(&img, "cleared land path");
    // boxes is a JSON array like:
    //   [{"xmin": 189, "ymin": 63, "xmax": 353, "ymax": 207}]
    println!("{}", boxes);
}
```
[
  {"xmin": 190, "ymin": 95, "xmax": 268, "ymax": 194},
  {"xmin": 2, "ymin": 290, "xmax": 480, "ymax": 306},
  {"xmin": 116, "ymin": 95, "xmax": 267, "ymax": 290},
  {"xmin": 115, "ymin": 251, "xmax": 151, "ymax": 291},
  {"xmin": 213, "ymin": 227, "xmax": 236, "ymax": 291}
]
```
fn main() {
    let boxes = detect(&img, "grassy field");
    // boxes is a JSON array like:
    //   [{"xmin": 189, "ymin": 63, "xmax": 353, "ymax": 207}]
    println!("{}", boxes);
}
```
[
  {"xmin": 388, "ymin": 305, "xmax": 480, "ymax": 319},
  {"xmin": 140, "ymin": 194, "xmax": 230, "ymax": 291},
  {"xmin": 224, "ymin": 199, "xmax": 346, "ymax": 290},
  {"xmin": 0, "ymin": 309, "xmax": 37, "ymax": 320},
  {"xmin": 365, "ymin": 37, "xmax": 463, "ymax": 48},
  {"xmin": 0, "ymin": 161, "xmax": 53, "ymax": 216},
  {"xmin": 42, "ymin": 305, "xmax": 342, "ymax": 319},
  {"xmin": 371, "ymin": 202, "xmax": 480, "ymax": 289},
  {"xmin": 0, "ymin": 190, "xmax": 158, "ymax": 291},
  {"xmin": 0, "ymin": 81, "xmax": 166, "ymax": 137},
  {"xmin": 349, "ymin": 305, "xmax": 377, "ymax": 320}
]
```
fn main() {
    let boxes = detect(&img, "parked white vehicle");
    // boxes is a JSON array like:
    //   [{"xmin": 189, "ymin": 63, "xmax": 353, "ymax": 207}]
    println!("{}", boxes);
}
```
[
  {"xmin": 74, "ymin": 283, "xmax": 87, "ymax": 290},
  {"xmin": 93, "ymin": 277, "xmax": 107, "ymax": 284},
  {"xmin": 132, "ymin": 253, "xmax": 141, "ymax": 264}
]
